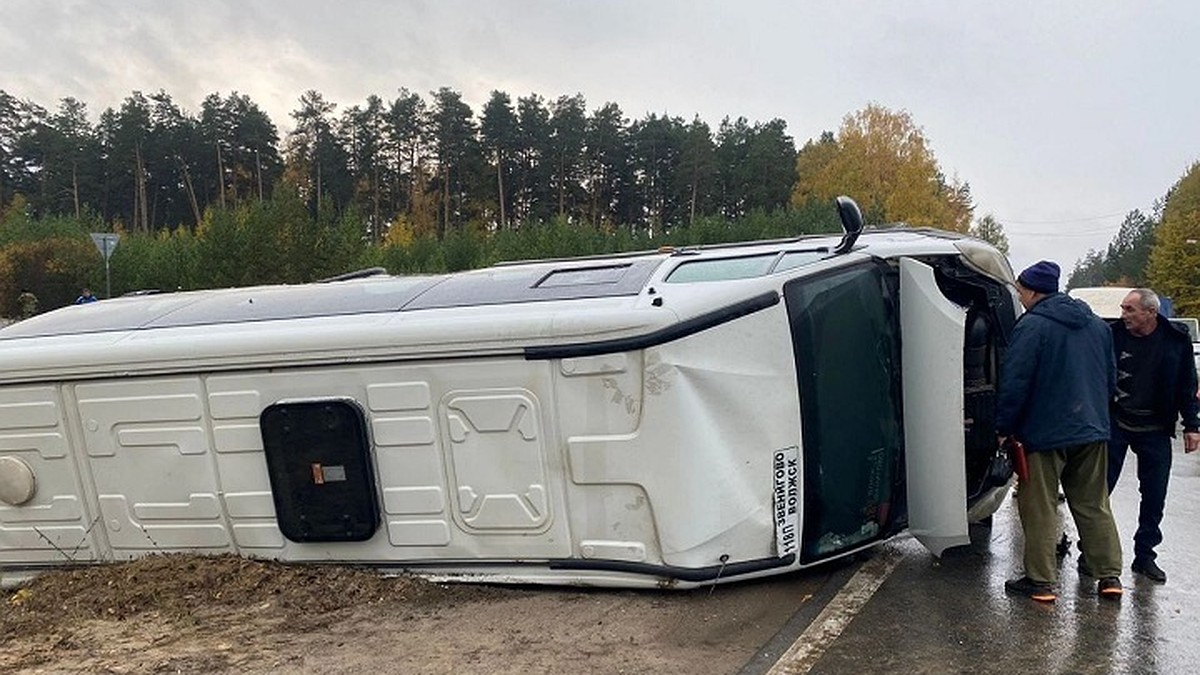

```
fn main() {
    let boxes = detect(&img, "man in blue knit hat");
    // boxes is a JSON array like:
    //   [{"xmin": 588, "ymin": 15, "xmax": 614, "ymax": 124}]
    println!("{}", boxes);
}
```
[{"xmin": 996, "ymin": 260, "xmax": 1124, "ymax": 601}]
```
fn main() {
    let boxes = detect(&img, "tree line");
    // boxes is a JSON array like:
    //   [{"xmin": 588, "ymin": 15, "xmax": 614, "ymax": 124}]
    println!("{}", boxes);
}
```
[
  {"xmin": 0, "ymin": 88, "xmax": 803, "ymax": 238},
  {"xmin": 4, "ymin": 83, "xmax": 1193, "ymax": 316},
  {"xmin": 1, "ymin": 87, "xmax": 1012, "ymax": 317}
]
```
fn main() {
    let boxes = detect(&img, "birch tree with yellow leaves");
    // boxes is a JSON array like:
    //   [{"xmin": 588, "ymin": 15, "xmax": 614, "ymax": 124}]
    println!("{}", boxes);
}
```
[{"xmin": 791, "ymin": 104, "xmax": 973, "ymax": 232}]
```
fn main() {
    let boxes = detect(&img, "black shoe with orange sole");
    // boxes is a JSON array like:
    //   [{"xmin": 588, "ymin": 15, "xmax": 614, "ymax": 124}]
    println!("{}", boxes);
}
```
[
  {"xmin": 1097, "ymin": 577, "xmax": 1123, "ymax": 599},
  {"xmin": 1005, "ymin": 576, "xmax": 1057, "ymax": 602}
]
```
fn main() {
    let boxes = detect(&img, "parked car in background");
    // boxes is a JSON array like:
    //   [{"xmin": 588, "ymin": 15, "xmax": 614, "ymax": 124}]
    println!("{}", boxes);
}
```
[{"xmin": 1174, "ymin": 317, "xmax": 1200, "ymax": 383}]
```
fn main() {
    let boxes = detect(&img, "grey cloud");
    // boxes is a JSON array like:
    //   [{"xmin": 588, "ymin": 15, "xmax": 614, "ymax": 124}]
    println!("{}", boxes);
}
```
[{"xmin": 3, "ymin": 0, "xmax": 1200, "ymax": 273}]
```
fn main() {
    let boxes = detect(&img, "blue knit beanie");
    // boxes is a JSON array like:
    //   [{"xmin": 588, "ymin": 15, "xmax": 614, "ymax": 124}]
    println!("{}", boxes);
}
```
[{"xmin": 1017, "ymin": 260, "xmax": 1060, "ymax": 294}]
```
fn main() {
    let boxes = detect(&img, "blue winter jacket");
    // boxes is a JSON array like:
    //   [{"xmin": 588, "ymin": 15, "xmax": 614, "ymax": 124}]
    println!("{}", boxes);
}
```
[{"xmin": 996, "ymin": 293, "xmax": 1116, "ymax": 451}]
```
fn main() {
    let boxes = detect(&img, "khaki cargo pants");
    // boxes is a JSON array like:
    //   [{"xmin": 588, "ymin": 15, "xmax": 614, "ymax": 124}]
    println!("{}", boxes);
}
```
[{"xmin": 1017, "ymin": 440, "xmax": 1123, "ymax": 583}]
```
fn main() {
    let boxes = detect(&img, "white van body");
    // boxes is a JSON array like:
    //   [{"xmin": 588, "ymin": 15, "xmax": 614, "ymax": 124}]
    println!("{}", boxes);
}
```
[
  {"xmin": 1067, "ymin": 287, "xmax": 1133, "ymax": 320},
  {"xmin": 0, "ymin": 229, "xmax": 1018, "ymax": 588}
]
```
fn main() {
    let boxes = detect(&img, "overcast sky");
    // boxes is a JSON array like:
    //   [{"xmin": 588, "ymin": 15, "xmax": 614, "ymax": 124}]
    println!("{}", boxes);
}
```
[{"xmin": 3, "ymin": 0, "xmax": 1198, "ymax": 275}]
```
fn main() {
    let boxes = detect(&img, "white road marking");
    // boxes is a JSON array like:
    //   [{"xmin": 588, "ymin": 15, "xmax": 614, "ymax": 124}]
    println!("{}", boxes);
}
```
[{"xmin": 767, "ymin": 545, "xmax": 905, "ymax": 674}]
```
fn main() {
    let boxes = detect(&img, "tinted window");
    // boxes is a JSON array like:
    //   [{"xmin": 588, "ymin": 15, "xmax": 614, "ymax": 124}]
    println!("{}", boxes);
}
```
[
  {"xmin": 404, "ymin": 259, "xmax": 662, "ymax": 309},
  {"xmin": 0, "ymin": 276, "xmax": 443, "ymax": 340},
  {"xmin": 784, "ymin": 264, "xmax": 902, "ymax": 562},
  {"xmin": 260, "ymin": 400, "xmax": 379, "ymax": 542},
  {"xmin": 537, "ymin": 265, "xmax": 631, "ymax": 287},
  {"xmin": 665, "ymin": 254, "xmax": 776, "ymax": 283}
]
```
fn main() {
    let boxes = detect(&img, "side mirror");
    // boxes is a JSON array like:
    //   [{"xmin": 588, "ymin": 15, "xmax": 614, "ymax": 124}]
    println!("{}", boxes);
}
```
[{"xmin": 833, "ymin": 196, "xmax": 864, "ymax": 255}]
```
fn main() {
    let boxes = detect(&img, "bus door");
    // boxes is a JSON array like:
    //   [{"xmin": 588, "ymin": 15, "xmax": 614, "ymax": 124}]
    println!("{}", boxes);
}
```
[{"xmin": 899, "ymin": 258, "xmax": 970, "ymax": 556}]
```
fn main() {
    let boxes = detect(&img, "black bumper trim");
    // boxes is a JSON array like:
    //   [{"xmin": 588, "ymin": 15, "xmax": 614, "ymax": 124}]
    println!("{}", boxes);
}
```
[
  {"xmin": 524, "ymin": 290, "xmax": 781, "ymax": 360},
  {"xmin": 548, "ymin": 552, "xmax": 796, "ymax": 583}
]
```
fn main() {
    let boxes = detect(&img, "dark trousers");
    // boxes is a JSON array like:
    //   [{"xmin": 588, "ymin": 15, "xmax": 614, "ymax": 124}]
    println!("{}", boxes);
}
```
[{"xmin": 1107, "ymin": 426, "xmax": 1172, "ymax": 563}]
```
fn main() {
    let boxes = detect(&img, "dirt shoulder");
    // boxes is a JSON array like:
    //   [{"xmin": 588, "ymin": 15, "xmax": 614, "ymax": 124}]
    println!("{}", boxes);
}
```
[
  {"xmin": 1, "ymin": 554, "xmax": 459, "ymax": 673},
  {"xmin": 2, "ymin": 554, "xmax": 825, "ymax": 674}
]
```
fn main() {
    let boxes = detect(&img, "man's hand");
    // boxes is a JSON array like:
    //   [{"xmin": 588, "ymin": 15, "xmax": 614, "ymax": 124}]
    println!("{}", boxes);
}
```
[{"xmin": 1184, "ymin": 431, "xmax": 1200, "ymax": 454}]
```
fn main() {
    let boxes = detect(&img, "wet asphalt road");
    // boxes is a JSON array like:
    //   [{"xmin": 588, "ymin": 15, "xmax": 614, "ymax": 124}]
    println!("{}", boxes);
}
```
[{"xmin": 789, "ymin": 434, "xmax": 1199, "ymax": 674}]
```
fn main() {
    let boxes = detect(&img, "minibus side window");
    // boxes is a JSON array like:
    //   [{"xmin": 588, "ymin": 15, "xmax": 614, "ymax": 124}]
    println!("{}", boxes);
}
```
[
  {"xmin": 784, "ymin": 264, "xmax": 903, "ymax": 562},
  {"xmin": 664, "ymin": 254, "xmax": 776, "ymax": 283}
]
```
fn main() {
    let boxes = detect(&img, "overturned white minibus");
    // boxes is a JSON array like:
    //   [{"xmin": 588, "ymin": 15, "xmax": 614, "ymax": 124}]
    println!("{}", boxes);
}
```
[{"xmin": 0, "ymin": 199, "xmax": 1018, "ymax": 588}]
